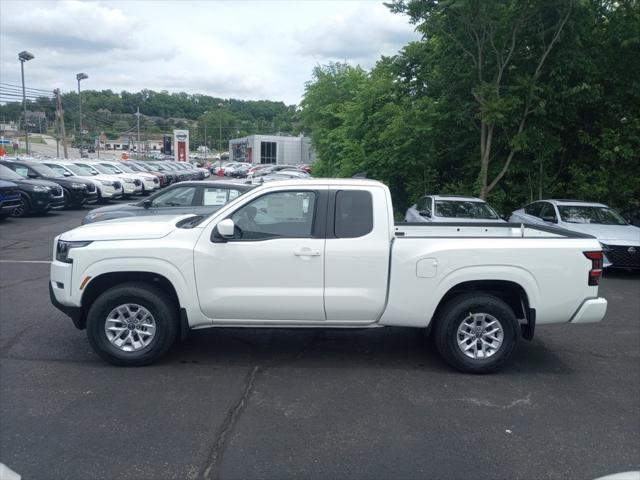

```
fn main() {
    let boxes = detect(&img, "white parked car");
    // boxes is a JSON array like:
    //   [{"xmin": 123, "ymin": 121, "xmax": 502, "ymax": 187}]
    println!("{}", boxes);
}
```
[
  {"xmin": 94, "ymin": 161, "xmax": 158, "ymax": 194},
  {"xmin": 41, "ymin": 160, "xmax": 124, "ymax": 202},
  {"xmin": 73, "ymin": 161, "xmax": 142, "ymax": 197},
  {"xmin": 405, "ymin": 195, "xmax": 505, "ymax": 223},
  {"xmin": 50, "ymin": 179, "xmax": 607, "ymax": 373},
  {"xmin": 510, "ymin": 199, "xmax": 640, "ymax": 269}
]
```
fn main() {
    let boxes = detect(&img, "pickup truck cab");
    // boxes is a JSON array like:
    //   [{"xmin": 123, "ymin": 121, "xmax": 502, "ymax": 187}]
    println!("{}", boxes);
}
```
[{"xmin": 50, "ymin": 179, "xmax": 607, "ymax": 373}]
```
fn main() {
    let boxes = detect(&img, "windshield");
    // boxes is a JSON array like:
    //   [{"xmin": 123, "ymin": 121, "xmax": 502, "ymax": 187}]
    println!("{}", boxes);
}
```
[
  {"xmin": 0, "ymin": 164, "xmax": 23, "ymax": 180},
  {"xmin": 99, "ymin": 163, "xmax": 124, "ymax": 174},
  {"xmin": 434, "ymin": 200, "xmax": 499, "ymax": 219},
  {"xmin": 117, "ymin": 163, "xmax": 135, "ymax": 173},
  {"xmin": 558, "ymin": 205, "xmax": 627, "ymax": 225},
  {"xmin": 67, "ymin": 164, "xmax": 95, "ymax": 176},
  {"xmin": 30, "ymin": 163, "xmax": 63, "ymax": 177}
]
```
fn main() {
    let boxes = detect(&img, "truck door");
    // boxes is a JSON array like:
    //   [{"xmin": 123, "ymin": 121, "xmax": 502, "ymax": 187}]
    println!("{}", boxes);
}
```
[
  {"xmin": 194, "ymin": 188, "xmax": 327, "ymax": 322},
  {"xmin": 324, "ymin": 187, "xmax": 390, "ymax": 321}
]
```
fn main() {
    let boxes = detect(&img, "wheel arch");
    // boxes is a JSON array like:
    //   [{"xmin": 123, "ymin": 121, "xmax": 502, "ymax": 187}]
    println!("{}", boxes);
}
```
[
  {"xmin": 430, "ymin": 279, "xmax": 536, "ymax": 340},
  {"xmin": 78, "ymin": 270, "xmax": 188, "ymax": 338}
]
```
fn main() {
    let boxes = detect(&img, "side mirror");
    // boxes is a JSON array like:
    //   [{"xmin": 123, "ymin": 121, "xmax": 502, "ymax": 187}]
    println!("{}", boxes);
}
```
[
  {"xmin": 541, "ymin": 215, "xmax": 557, "ymax": 223},
  {"xmin": 142, "ymin": 199, "xmax": 152, "ymax": 209},
  {"xmin": 419, "ymin": 210, "xmax": 431, "ymax": 218},
  {"xmin": 63, "ymin": 171, "xmax": 72, "ymax": 176},
  {"xmin": 28, "ymin": 173, "xmax": 39, "ymax": 179},
  {"xmin": 217, "ymin": 218, "xmax": 235, "ymax": 237}
]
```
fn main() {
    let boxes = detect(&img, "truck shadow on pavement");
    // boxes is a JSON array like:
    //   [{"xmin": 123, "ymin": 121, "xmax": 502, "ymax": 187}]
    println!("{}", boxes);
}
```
[{"xmin": 163, "ymin": 326, "xmax": 573, "ymax": 376}]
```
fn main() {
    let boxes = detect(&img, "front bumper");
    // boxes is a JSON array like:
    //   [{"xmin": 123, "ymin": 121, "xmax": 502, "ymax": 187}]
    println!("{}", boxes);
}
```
[
  {"xmin": 49, "ymin": 259, "xmax": 84, "ymax": 329},
  {"xmin": 570, "ymin": 297, "xmax": 608, "ymax": 324},
  {"xmin": 49, "ymin": 282, "xmax": 84, "ymax": 329}
]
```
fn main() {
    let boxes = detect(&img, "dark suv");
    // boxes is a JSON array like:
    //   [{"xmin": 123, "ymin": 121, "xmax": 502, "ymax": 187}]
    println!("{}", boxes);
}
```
[
  {"xmin": 0, "ymin": 159, "xmax": 98, "ymax": 208},
  {"xmin": 0, "ymin": 164, "xmax": 65, "ymax": 216}
]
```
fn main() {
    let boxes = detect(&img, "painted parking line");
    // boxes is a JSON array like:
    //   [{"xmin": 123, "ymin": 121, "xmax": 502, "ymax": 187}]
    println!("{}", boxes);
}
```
[{"xmin": 0, "ymin": 260, "xmax": 51, "ymax": 264}]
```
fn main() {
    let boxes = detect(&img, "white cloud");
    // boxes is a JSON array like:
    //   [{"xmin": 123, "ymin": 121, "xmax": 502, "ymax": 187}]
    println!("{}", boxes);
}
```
[{"xmin": 0, "ymin": 0, "xmax": 419, "ymax": 104}]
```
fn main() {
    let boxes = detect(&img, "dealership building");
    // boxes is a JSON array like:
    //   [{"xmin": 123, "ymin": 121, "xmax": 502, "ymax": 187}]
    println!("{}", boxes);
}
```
[{"xmin": 228, "ymin": 134, "xmax": 315, "ymax": 165}]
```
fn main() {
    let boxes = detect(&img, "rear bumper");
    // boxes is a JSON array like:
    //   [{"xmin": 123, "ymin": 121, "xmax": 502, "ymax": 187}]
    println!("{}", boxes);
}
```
[
  {"xmin": 1, "ymin": 198, "xmax": 21, "ymax": 212},
  {"xmin": 570, "ymin": 297, "xmax": 608, "ymax": 324}
]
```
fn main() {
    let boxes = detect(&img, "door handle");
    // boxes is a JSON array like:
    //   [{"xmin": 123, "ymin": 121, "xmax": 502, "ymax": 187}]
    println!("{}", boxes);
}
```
[{"xmin": 294, "ymin": 248, "xmax": 321, "ymax": 257}]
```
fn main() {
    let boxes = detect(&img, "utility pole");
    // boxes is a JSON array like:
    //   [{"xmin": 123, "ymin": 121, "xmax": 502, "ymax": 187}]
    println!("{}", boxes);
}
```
[
  {"xmin": 135, "ymin": 107, "xmax": 140, "ymax": 160},
  {"xmin": 54, "ymin": 89, "xmax": 68, "ymax": 159}
]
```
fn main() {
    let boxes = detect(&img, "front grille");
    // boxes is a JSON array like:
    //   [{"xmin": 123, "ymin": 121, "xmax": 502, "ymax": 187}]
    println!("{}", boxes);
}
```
[
  {"xmin": 113, "ymin": 181, "xmax": 121, "ymax": 189},
  {"xmin": 603, "ymin": 244, "xmax": 640, "ymax": 268}
]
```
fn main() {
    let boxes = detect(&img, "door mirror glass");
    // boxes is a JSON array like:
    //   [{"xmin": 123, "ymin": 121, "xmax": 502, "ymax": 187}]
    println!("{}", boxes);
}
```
[{"xmin": 217, "ymin": 218, "xmax": 235, "ymax": 237}]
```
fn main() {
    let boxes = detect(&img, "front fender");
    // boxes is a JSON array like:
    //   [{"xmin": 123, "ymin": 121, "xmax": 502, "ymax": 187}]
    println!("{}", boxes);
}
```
[{"xmin": 76, "ymin": 257, "xmax": 192, "ymax": 309}]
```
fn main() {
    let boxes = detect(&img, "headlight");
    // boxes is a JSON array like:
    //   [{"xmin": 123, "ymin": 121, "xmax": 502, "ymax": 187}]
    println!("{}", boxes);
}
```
[
  {"xmin": 71, "ymin": 183, "xmax": 86, "ymax": 189},
  {"xmin": 32, "ymin": 185, "xmax": 50, "ymax": 192},
  {"xmin": 56, "ymin": 240, "xmax": 92, "ymax": 263},
  {"xmin": 100, "ymin": 180, "xmax": 115, "ymax": 186}
]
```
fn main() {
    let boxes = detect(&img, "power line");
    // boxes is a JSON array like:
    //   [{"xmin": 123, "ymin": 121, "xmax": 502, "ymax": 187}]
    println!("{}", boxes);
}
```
[{"xmin": 0, "ymin": 82, "xmax": 55, "ymax": 94}]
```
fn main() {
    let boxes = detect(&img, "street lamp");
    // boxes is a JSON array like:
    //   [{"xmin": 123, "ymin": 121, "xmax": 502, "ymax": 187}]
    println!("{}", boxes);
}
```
[
  {"xmin": 76, "ymin": 72, "xmax": 88, "ymax": 158},
  {"xmin": 19, "ymin": 51, "xmax": 34, "ymax": 156},
  {"xmin": 218, "ymin": 102, "xmax": 224, "ymax": 154}
]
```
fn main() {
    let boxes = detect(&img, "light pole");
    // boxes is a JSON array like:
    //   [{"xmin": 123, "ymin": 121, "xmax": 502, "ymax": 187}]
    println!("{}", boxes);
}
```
[
  {"xmin": 202, "ymin": 111, "xmax": 208, "ymax": 159},
  {"xmin": 19, "ymin": 51, "xmax": 34, "ymax": 156},
  {"xmin": 218, "ymin": 102, "xmax": 224, "ymax": 153},
  {"xmin": 76, "ymin": 73, "xmax": 88, "ymax": 157}
]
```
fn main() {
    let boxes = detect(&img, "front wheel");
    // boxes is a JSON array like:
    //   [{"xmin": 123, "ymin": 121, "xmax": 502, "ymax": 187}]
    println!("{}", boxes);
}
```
[
  {"xmin": 86, "ymin": 282, "xmax": 178, "ymax": 366},
  {"xmin": 10, "ymin": 193, "xmax": 30, "ymax": 217},
  {"xmin": 433, "ymin": 293, "xmax": 520, "ymax": 374}
]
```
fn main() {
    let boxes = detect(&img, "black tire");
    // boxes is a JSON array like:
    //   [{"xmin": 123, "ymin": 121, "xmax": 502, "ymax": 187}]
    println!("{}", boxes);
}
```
[
  {"xmin": 10, "ymin": 193, "xmax": 31, "ymax": 217},
  {"xmin": 86, "ymin": 282, "xmax": 178, "ymax": 366},
  {"xmin": 433, "ymin": 293, "xmax": 520, "ymax": 374}
]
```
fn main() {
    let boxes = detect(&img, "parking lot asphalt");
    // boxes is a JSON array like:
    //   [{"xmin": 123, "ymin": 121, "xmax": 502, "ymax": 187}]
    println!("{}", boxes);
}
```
[{"xmin": 1, "ymin": 203, "xmax": 639, "ymax": 480}]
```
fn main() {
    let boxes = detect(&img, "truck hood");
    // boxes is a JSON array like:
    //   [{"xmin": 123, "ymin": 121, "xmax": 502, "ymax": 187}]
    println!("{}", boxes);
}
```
[
  {"xmin": 561, "ymin": 223, "xmax": 640, "ymax": 245},
  {"xmin": 59, "ymin": 214, "xmax": 198, "ymax": 241}
]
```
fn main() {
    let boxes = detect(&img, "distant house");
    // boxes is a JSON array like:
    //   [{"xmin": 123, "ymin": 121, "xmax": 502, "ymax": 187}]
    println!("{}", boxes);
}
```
[{"xmin": 105, "ymin": 135, "xmax": 163, "ymax": 152}]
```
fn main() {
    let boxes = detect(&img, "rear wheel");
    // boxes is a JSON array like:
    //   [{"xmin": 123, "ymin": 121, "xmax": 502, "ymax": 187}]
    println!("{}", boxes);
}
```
[
  {"xmin": 86, "ymin": 282, "xmax": 178, "ymax": 366},
  {"xmin": 10, "ymin": 193, "xmax": 30, "ymax": 217},
  {"xmin": 434, "ymin": 293, "xmax": 520, "ymax": 374}
]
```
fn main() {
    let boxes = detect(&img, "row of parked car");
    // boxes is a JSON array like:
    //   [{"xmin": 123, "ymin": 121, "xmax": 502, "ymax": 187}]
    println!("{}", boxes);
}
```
[
  {"xmin": 0, "ymin": 157, "xmax": 210, "ymax": 218},
  {"xmin": 405, "ymin": 194, "xmax": 640, "ymax": 269},
  {"xmin": 214, "ymin": 162, "xmax": 312, "ymax": 180},
  {"xmin": 79, "ymin": 163, "xmax": 312, "ymax": 225}
]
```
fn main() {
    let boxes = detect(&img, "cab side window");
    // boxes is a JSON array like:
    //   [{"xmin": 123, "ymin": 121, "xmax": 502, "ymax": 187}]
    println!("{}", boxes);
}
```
[
  {"xmin": 230, "ymin": 191, "xmax": 316, "ymax": 240},
  {"xmin": 334, "ymin": 190, "xmax": 373, "ymax": 238}
]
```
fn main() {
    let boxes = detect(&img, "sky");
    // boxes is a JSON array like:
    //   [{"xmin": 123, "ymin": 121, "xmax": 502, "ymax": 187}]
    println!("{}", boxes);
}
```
[{"xmin": 0, "ymin": 0, "xmax": 420, "ymax": 105}]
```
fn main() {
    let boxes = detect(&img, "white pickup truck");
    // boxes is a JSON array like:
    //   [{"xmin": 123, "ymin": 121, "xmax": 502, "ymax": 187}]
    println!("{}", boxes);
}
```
[{"xmin": 50, "ymin": 179, "xmax": 607, "ymax": 373}]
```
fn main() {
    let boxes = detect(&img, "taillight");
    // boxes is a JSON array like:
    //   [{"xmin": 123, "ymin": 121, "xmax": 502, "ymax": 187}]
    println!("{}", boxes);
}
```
[{"xmin": 584, "ymin": 251, "xmax": 603, "ymax": 286}]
